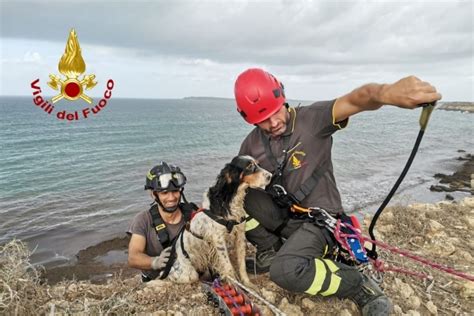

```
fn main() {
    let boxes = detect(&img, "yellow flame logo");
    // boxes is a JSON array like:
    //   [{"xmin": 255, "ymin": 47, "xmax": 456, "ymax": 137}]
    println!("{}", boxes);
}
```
[
  {"xmin": 47, "ymin": 29, "xmax": 97, "ymax": 103},
  {"xmin": 290, "ymin": 151, "xmax": 306, "ymax": 169},
  {"xmin": 58, "ymin": 30, "xmax": 86, "ymax": 78}
]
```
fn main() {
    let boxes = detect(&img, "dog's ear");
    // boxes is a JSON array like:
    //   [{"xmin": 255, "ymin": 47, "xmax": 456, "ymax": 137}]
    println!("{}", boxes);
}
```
[{"xmin": 208, "ymin": 163, "xmax": 242, "ymax": 217}]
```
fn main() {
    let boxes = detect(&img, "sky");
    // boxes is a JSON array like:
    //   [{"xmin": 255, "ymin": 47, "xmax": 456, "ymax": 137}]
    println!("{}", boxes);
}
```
[{"xmin": 1, "ymin": 0, "xmax": 473, "ymax": 101}]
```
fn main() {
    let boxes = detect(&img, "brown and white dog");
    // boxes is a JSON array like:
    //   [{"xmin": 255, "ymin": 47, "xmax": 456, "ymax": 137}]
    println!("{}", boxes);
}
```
[{"xmin": 165, "ymin": 155, "xmax": 271, "ymax": 286}]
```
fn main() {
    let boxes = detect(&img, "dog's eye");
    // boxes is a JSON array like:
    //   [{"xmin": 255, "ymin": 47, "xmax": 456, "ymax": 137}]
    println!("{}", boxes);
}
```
[{"xmin": 245, "ymin": 163, "xmax": 257, "ymax": 173}]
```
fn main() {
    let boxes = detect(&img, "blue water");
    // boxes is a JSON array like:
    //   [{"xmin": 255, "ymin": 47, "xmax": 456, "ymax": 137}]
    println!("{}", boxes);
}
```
[{"xmin": 0, "ymin": 96, "xmax": 472, "ymax": 266}]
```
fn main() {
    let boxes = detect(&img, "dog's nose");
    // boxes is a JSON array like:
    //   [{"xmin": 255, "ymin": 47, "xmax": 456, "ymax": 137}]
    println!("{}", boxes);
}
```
[{"xmin": 266, "ymin": 173, "xmax": 272, "ymax": 182}]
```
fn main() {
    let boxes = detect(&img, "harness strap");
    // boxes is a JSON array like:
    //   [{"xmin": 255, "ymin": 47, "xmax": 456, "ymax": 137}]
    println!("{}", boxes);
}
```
[
  {"xmin": 292, "ymin": 206, "xmax": 354, "ymax": 259},
  {"xmin": 159, "ymin": 226, "xmax": 184, "ymax": 279},
  {"xmin": 292, "ymin": 158, "xmax": 331, "ymax": 204},
  {"xmin": 203, "ymin": 209, "xmax": 245, "ymax": 233},
  {"xmin": 180, "ymin": 221, "xmax": 205, "ymax": 260},
  {"xmin": 181, "ymin": 202, "xmax": 199, "ymax": 221},
  {"xmin": 149, "ymin": 204, "xmax": 170, "ymax": 248},
  {"xmin": 177, "ymin": 203, "xmax": 201, "ymax": 260},
  {"xmin": 148, "ymin": 202, "xmax": 199, "ymax": 279},
  {"xmin": 259, "ymin": 129, "xmax": 291, "ymax": 172},
  {"xmin": 179, "ymin": 226, "xmax": 190, "ymax": 260},
  {"xmin": 259, "ymin": 125, "xmax": 331, "ymax": 206}
]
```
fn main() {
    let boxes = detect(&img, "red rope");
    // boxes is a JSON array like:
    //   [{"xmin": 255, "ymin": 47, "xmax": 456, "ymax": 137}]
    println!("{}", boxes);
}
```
[{"xmin": 335, "ymin": 220, "xmax": 474, "ymax": 282}]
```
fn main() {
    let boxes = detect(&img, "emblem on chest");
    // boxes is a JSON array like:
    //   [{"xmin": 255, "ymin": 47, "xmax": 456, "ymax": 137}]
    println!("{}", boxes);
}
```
[{"xmin": 289, "ymin": 150, "xmax": 306, "ymax": 170}]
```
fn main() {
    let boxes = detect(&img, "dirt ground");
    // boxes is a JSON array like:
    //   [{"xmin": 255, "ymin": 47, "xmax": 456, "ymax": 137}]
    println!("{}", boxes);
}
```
[{"xmin": 1, "ymin": 153, "xmax": 472, "ymax": 315}]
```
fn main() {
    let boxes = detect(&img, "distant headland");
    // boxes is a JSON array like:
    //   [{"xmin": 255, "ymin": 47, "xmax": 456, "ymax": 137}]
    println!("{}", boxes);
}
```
[{"xmin": 437, "ymin": 102, "xmax": 474, "ymax": 113}]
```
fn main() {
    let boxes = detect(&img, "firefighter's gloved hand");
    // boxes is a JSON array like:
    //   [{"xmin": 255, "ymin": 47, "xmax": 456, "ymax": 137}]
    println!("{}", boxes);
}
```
[{"xmin": 151, "ymin": 247, "xmax": 172, "ymax": 270}]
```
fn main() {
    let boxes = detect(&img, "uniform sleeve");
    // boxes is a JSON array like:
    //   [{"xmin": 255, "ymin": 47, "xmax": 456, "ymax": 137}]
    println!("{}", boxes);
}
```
[
  {"xmin": 308, "ymin": 100, "xmax": 348, "ymax": 138},
  {"xmin": 127, "ymin": 211, "xmax": 148, "ymax": 237}
]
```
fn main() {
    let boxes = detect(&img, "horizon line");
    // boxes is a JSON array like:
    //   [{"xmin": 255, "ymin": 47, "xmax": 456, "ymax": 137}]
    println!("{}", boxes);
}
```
[{"xmin": 1, "ymin": 95, "xmax": 472, "ymax": 103}]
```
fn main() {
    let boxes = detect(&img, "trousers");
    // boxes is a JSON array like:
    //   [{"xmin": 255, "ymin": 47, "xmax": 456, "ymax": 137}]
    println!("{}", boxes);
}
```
[{"xmin": 244, "ymin": 188, "xmax": 363, "ymax": 297}]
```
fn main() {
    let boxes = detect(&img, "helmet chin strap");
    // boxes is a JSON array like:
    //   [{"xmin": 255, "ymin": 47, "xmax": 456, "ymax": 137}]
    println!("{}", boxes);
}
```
[{"xmin": 156, "ymin": 198, "xmax": 179, "ymax": 213}]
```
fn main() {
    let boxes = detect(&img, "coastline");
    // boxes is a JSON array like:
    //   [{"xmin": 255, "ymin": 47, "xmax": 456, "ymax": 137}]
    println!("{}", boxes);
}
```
[
  {"xmin": 1, "ymin": 154, "xmax": 472, "ymax": 315},
  {"xmin": 41, "ymin": 236, "xmax": 134, "ymax": 285},
  {"xmin": 3, "ymin": 199, "xmax": 472, "ymax": 314},
  {"xmin": 437, "ymin": 102, "xmax": 474, "ymax": 113},
  {"xmin": 42, "ymin": 153, "xmax": 473, "ymax": 285}
]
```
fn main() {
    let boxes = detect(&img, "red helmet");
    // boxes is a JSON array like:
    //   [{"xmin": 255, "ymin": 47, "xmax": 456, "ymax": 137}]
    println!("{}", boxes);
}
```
[{"xmin": 234, "ymin": 68, "xmax": 286, "ymax": 124}]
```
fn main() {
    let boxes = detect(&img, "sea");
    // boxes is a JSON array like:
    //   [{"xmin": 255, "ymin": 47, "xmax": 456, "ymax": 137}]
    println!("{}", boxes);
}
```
[{"xmin": 0, "ymin": 96, "xmax": 472, "ymax": 267}]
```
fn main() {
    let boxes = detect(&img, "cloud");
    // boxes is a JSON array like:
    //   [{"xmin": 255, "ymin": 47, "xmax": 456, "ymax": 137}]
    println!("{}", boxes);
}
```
[
  {"xmin": 1, "ymin": 0, "xmax": 472, "ymax": 100},
  {"xmin": 1, "ymin": 51, "xmax": 43, "ymax": 64},
  {"xmin": 23, "ymin": 51, "xmax": 42, "ymax": 63},
  {"xmin": 1, "ymin": 1, "xmax": 472, "ymax": 65}
]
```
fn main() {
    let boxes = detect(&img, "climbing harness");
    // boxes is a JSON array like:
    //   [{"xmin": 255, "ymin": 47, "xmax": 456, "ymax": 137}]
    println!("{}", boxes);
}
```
[
  {"xmin": 292, "ymin": 205, "xmax": 474, "ymax": 282},
  {"xmin": 148, "ymin": 202, "xmax": 198, "ymax": 280}
]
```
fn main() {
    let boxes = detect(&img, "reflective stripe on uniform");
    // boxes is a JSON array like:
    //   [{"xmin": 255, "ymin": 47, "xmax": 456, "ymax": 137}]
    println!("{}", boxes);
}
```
[
  {"xmin": 320, "ymin": 274, "xmax": 341, "ymax": 296},
  {"xmin": 305, "ymin": 259, "xmax": 342, "ymax": 296},
  {"xmin": 305, "ymin": 259, "xmax": 326, "ymax": 295},
  {"xmin": 323, "ymin": 259, "xmax": 339, "ymax": 272},
  {"xmin": 245, "ymin": 218, "xmax": 260, "ymax": 231},
  {"xmin": 323, "ymin": 244, "xmax": 328, "ymax": 256},
  {"xmin": 320, "ymin": 259, "xmax": 341, "ymax": 296}
]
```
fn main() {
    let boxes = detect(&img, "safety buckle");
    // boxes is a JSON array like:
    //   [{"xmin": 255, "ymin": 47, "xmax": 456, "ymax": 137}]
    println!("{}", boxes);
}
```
[
  {"xmin": 271, "ymin": 184, "xmax": 287, "ymax": 198},
  {"xmin": 309, "ymin": 207, "xmax": 337, "ymax": 231},
  {"xmin": 155, "ymin": 223, "xmax": 166, "ymax": 232}
]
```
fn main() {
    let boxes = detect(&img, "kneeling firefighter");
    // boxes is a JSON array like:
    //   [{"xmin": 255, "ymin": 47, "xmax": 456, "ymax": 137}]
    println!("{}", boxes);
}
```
[
  {"xmin": 127, "ymin": 162, "xmax": 197, "ymax": 282},
  {"xmin": 233, "ymin": 68, "xmax": 442, "ymax": 315},
  {"xmin": 243, "ymin": 187, "xmax": 391, "ymax": 316}
]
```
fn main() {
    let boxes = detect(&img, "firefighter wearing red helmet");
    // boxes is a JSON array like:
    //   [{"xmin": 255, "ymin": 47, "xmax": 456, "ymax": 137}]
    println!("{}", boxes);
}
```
[
  {"xmin": 235, "ymin": 68, "xmax": 287, "ymax": 125},
  {"xmin": 235, "ymin": 68, "xmax": 441, "ymax": 316}
]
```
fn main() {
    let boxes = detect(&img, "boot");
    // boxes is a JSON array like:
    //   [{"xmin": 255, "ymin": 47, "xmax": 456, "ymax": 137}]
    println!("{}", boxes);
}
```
[
  {"xmin": 246, "ymin": 241, "xmax": 282, "ymax": 274},
  {"xmin": 349, "ymin": 275, "xmax": 392, "ymax": 316}
]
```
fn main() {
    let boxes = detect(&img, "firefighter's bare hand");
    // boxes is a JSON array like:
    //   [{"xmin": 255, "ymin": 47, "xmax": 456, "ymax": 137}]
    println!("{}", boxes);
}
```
[
  {"xmin": 151, "ymin": 247, "xmax": 172, "ymax": 270},
  {"xmin": 381, "ymin": 76, "xmax": 442, "ymax": 109}
]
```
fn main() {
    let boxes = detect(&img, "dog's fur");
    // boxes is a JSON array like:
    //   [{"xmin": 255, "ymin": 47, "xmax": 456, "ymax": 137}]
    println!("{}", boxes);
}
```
[{"xmin": 165, "ymin": 155, "xmax": 271, "ymax": 285}]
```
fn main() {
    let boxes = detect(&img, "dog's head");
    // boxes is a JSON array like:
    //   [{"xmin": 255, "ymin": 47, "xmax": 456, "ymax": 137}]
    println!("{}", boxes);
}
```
[
  {"xmin": 229, "ymin": 155, "xmax": 272, "ymax": 189},
  {"xmin": 207, "ymin": 155, "xmax": 272, "ymax": 217}
]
